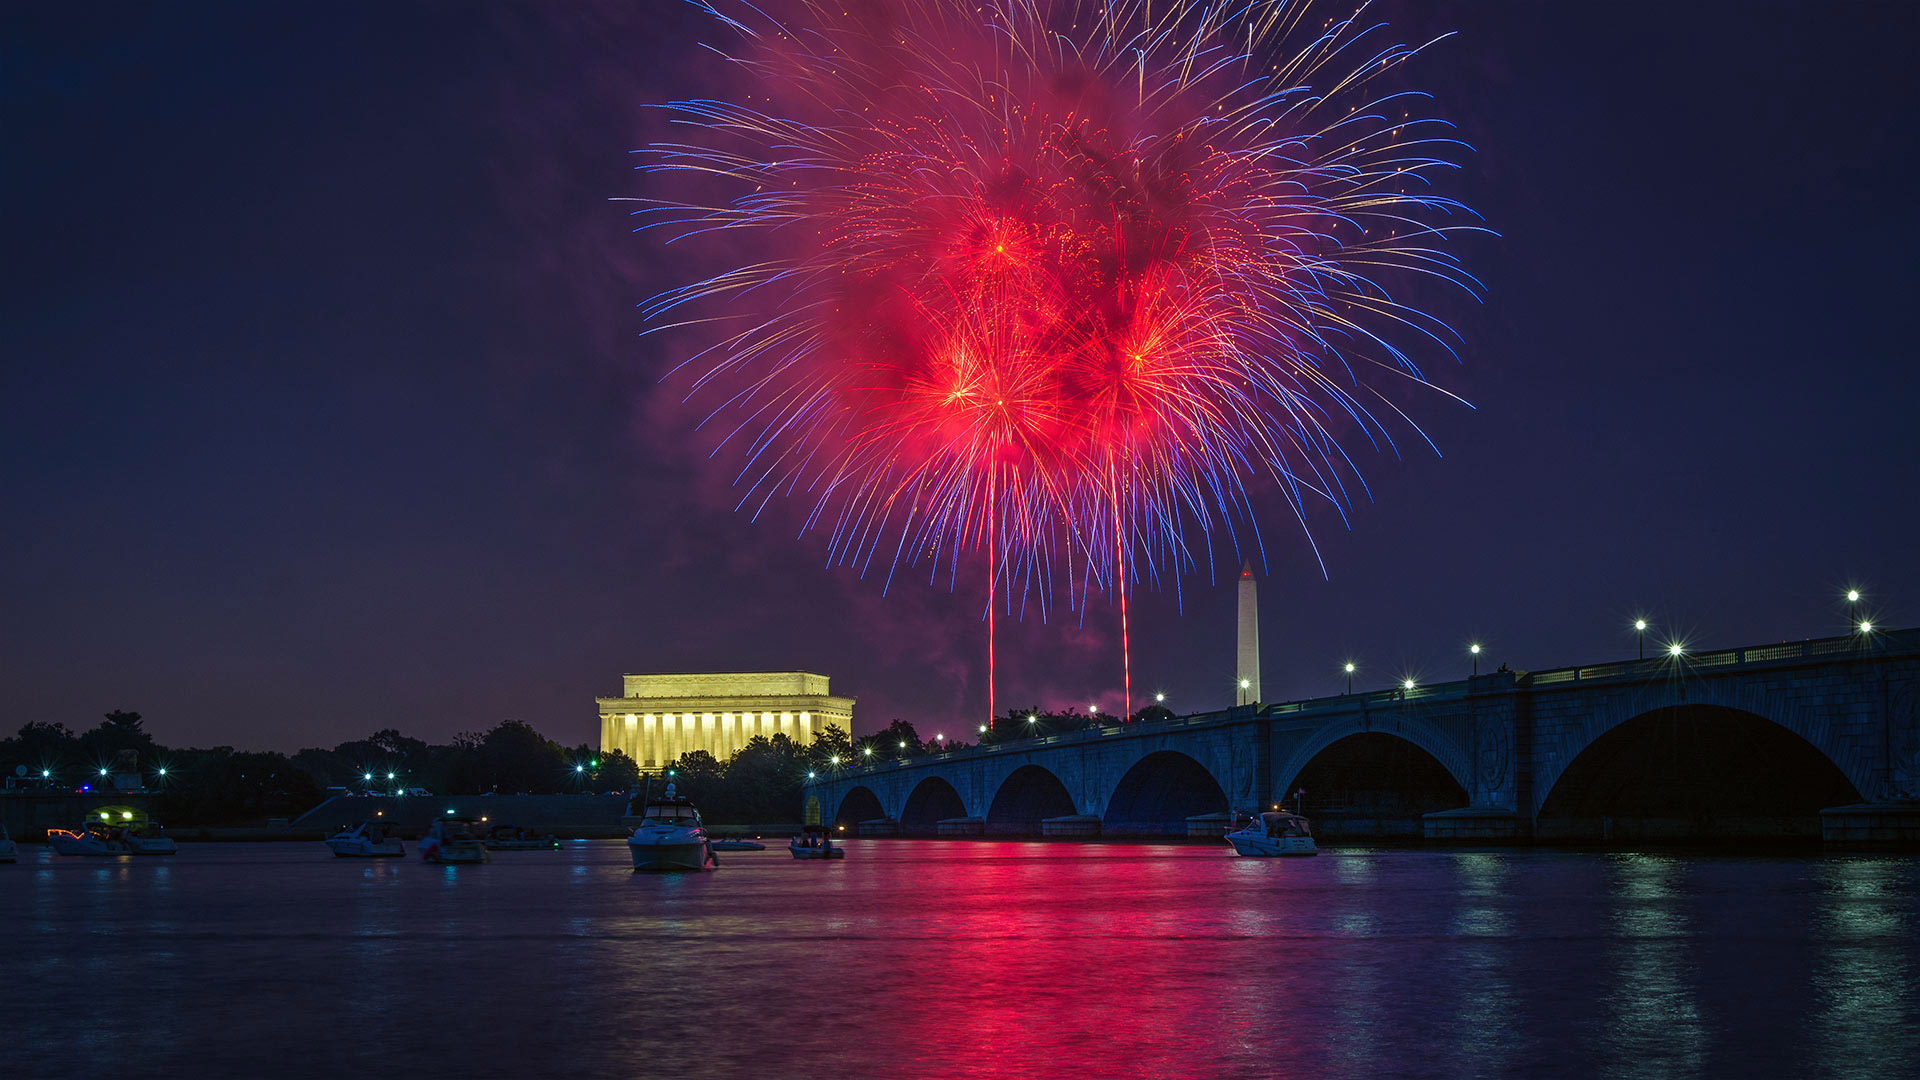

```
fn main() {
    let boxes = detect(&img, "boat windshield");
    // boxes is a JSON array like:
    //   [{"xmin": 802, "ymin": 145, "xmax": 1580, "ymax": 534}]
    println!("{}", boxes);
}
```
[
  {"xmin": 645, "ymin": 804, "xmax": 700, "ymax": 824},
  {"xmin": 1260, "ymin": 813, "xmax": 1311, "ymax": 838}
]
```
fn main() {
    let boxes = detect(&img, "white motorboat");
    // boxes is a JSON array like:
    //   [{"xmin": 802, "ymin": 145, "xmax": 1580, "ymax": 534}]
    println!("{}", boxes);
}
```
[
  {"xmin": 788, "ymin": 825, "xmax": 844, "ymax": 859},
  {"xmin": 626, "ymin": 784, "xmax": 714, "ymax": 871},
  {"xmin": 325, "ymin": 821, "xmax": 405, "ymax": 858},
  {"xmin": 48, "ymin": 822, "xmax": 131, "ymax": 856},
  {"xmin": 1224, "ymin": 811, "xmax": 1318, "ymax": 857},
  {"xmin": 420, "ymin": 818, "xmax": 490, "ymax": 864},
  {"xmin": 0, "ymin": 824, "xmax": 16, "ymax": 863}
]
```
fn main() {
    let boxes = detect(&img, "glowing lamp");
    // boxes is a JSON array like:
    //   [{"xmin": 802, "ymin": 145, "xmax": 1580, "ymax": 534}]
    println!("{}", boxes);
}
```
[
  {"xmin": 1028, "ymin": 716, "xmax": 1038, "ymax": 724},
  {"xmin": 1470, "ymin": 644, "xmax": 1481, "ymax": 655},
  {"xmin": 574, "ymin": 765, "xmax": 584, "ymax": 773},
  {"xmin": 1239, "ymin": 678, "xmax": 1251, "ymax": 689},
  {"xmin": 898, "ymin": 741, "xmax": 907, "ymax": 749},
  {"xmin": 157, "ymin": 768, "xmax": 166, "ymax": 776},
  {"xmin": 1155, "ymin": 693, "xmax": 1165, "ymax": 702},
  {"xmin": 99, "ymin": 768, "xmax": 108, "ymax": 776},
  {"xmin": 978, "ymin": 724, "xmax": 988, "ymax": 733},
  {"xmin": 1634, "ymin": 619, "xmax": 1647, "ymax": 632},
  {"xmin": 806, "ymin": 771, "xmax": 815, "ymax": 779},
  {"xmin": 363, "ymin": 773, "xmax": 372, "ymax": 781},
  {"xmin": 386, "ymin": 772, "xmax": 395, "ymax": 781},
  {"xmin": 829, "ymin": 755, "xmax": 839, "ymax": 765},
  {"xmin": 1668, "ymin": 643, "xmax": 1683, "ymax": 657},
  {"xmin": 123, "ymin": 812, "xmax": 132, "ymax": 819},
  {"xmin": 863, "ymin": 747, "xmax": 873, "ymax": 756},
  {"xmin": 1402, "ymin": 678, "xmax": 1416, "ymax": 690},
  {"xmin": 1860, "ymin": 621, "xmax": 1874, "ymax": 633},
  {"xmin": 1847, "ymin": 590, "xmax": 1861, "ymax": 603},
  {"xmin": 1344, "ymin": 663, "xmax": 1356, "ymax": 674}
]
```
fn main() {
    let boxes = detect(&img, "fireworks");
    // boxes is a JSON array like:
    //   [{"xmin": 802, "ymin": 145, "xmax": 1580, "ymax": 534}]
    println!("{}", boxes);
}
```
[{"xmin": 628, "ymin": 0, "xmax": 1486, "ymax": 712}]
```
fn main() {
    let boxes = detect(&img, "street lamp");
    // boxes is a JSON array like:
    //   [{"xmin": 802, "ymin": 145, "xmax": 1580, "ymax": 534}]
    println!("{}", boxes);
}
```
[
  {"xmin": 1847, "ymin": 590, "xmax": 1862, "ymax": 635},
  {"xmin": 1154, "ymin": 692, "xmax": 1166, "ymax": 703},
  {"xmin": 829, "ymin": 755, "xmax": 839, "ymax": 765},
  {"xmin": 1860, "ymin": 621, "xmax": 1874, "ymax": 634},
  {"xmin": 863, "ymin": 746, "xmax": 873, "ymax": 758},
  {"xmin": 1402, "ymin": 678, "xmax": 1416, "ymax": 691},
  {"xmin": 1668, "ymin": 642, "xmax": 1684, "ymax": 658},
  {"xmin": 1239, "ymin": 678, "xmax": 1251, "ymax": 690},
  {"xmin": 1469, "ymin": 643, "xmax": 1482, "ymax": 677},
  {"xmin": 1634, "ymin": 619, "xmax": 1648, "ymax": 660},
  {"xmin": 978, "ymin": 724, "xmax": 988, "ymax": 734},
  {"xmin": 1344, "ymin": 662, "xmax": 1356, "ymax": 694}
]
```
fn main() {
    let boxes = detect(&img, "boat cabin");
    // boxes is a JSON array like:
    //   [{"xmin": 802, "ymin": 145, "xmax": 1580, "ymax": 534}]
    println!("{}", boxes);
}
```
[{"xmin": 1257, "ymin": 812, "xmax": 1312, "ymax": 839}]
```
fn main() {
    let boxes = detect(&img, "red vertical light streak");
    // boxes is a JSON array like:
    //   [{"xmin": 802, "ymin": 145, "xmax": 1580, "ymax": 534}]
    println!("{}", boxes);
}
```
[
  {"xmin": 987, "ymin": 467, "xmax": 997, "ymax": 733},
  {"xmin": 1110, "ymin": 464, "xmax": 1132, "ymax": 722}
]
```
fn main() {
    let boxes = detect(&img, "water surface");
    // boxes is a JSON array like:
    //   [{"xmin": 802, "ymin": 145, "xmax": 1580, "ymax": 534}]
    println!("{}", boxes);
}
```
[{"xmin": 2, "ymin": 841, "xmax": 1916, "ymax": 1078}]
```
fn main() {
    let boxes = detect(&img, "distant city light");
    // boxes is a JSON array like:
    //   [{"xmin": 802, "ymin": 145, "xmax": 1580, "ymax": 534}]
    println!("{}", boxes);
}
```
[
  {"xmin": 898, "ymin": 741, "xmax": 907, "ymax": 749},
  {"xmin": 1154, "ymin": 693, "xmax": 1165, "ymax": 702},
  {"xmin": 1402, "ymin": 678, "xmax": 1416, "ymax": 690},
  {"xmin": 978, "ymin": 724, "xmax": 988, "ymax": 733},
  {"xmin": 157, "ymin": 768, "xmax": 166, "ymax": 776},
  {"xmin": 1028, "ymin": 715, "xmax": 1038, "ymax": 724},
  {"xmin": 1088, "ymin": 704, "xmax": 1098, "ymax": 713},
  {"xmin": 1668, "ymin": 642, "xmax": 1684, "ymax": 656},
  {"xmin": 863, "ymin": 747, "xmax": 873, "ymax": 756},
  {"xmin": 1860, "ymin": 621, "xmax": 1874, "ymax": 633},
  {"xmin": 386, "ymin": 772, "xmax": 395, "ymax": 780},
  {"xmin": 574, "ymin": 765, "xmax": 584, "ymax": 773},
  {"xmin": 98, "ymin": 768, "xmax": 107, "ymax": 777},
  {"xmin": 806, "ymin": 771, "xmax": 815, "ymax": 779},
  {"xmin": 829, "ymin": 755, "xmax": 839, "ymax": 765},
  {"xmin": 363, "ymin": 773, "xmax": 372, "ymax": 781},
  {"xmin": 41, "ymin": 770, "xmax": 49, "ymax": 778}
]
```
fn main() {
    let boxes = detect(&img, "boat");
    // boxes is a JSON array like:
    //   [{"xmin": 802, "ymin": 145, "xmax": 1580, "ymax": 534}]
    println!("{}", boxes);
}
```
[
  {"xmin": 122, "ymin": 820, "xmax": 177, "ymax": 855},
  {"xmin": 710, "ymin": 838, "xmax": 765, "ymax": 851},
  {"xmin": 325, "ymin": 821, "xmax": 405, "ymax": 858},
  {"xmin": 1224, "ymin": 811, "xmax": 1318, "ymax": 857},
  {"xmin": 48, "ymin": 822, "xmax": 131, "ymax": 856},
  {"xmin": 420, "ymin": 818, "xmax": 491, "ymax": 864},
  {"xmin": 625, "ymin": 783, "xmax": 715, "ymax": 871},
  {"xmin": 482, "ymin": 825, "xmax": 560, "ymax": 851},
  {"xmin": 0, "ymin": 824, "xmax": 16, "ymax": 863},
  {"xmin": 788, "ymin": 824, "xmax": 844, "ymax": 860}
]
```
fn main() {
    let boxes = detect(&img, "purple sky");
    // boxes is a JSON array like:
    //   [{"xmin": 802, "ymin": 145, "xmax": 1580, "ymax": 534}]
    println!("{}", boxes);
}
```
[{"xmin": 4, "ymin": 2, "xmax": 1916, "ymax": 752}]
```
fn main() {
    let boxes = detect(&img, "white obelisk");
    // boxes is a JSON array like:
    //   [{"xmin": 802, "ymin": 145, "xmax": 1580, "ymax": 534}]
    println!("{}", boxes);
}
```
[{"xmin": 1236, "ymin": 563, "xmax": 1260, "ymax": 706}]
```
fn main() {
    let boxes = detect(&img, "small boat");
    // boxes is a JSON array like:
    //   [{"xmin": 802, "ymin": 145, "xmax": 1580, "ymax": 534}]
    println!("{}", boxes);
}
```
[
  {"xmin": 710, "ymin": 839, "xmax": 765, "ymax": 851},
  {"xmin": 48, "ymin": 822, "xmax": 131, "ymax": 856},
  {"xmin": 325, "ymin": 821, "xmax": 405, "ymax": 858},
  {"xmin": 788, "ymin": 824, "xmax": 844, "ymax": 860},
  {"xmin": 421, "ymin": 818, "xmax": 491, "ymax": 864},
  {"xmin": 482, "ymin": 825, "xmax": 560, "ymax": 851},
  {"xmin": 626, "ymin": 783, "xmax": 715, "ymax": 871},
  {"xmin": 123, "ymin": 820, "xmax": 177, "ymax": 855},
  {"xmin": 0, "ymin": 824, "xmax": 16, "ymax": 863},
  {"xmin": 1224, "ymin": 811, "xmax": 1318, "ymax": 857}
]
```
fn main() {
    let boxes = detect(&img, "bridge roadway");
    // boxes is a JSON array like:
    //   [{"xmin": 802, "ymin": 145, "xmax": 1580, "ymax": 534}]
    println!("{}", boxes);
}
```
[{"xmin": 804, "ymin": 628, "xmax": 1920, "ymax": 843}]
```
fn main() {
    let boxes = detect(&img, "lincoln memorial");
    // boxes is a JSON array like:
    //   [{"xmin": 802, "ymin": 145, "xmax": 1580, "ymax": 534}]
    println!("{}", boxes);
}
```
[{"xmin": 597, "ymin": 671, "xmax": 855, "ymax": 769}]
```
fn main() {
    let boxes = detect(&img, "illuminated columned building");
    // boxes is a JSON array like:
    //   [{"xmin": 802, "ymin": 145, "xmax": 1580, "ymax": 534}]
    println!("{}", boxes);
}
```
[{"xmin": 597, "ymin": 672, "xmax": 854, "ymax": 769}]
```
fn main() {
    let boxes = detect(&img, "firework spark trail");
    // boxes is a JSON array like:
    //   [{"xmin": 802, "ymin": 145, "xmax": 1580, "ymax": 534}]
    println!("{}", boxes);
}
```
[{"xmin": 626, "ymin": 0, "xmax": 1489, "ymax": 720}]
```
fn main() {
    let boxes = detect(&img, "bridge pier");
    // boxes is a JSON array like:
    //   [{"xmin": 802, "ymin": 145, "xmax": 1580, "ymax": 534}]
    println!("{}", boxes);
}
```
[
  {"xmin": 1423, "ymin": 806, "xmax": 1529, "ymax": 842},
  {"xmin": 1820, "ymin": 802, "xmax": 1920, "ymax": 847}
]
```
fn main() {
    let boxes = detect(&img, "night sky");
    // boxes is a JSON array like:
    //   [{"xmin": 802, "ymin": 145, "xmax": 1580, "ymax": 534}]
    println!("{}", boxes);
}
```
[{"xmin": 4, "ymin": 2, "xmax": 1916, "ymax": 752}]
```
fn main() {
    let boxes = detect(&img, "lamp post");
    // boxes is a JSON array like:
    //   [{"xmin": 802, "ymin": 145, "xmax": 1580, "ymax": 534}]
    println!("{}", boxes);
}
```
[
  {"xmin": 1469, "ymin": 643, "xmax": 1482, "ymax": 677},
  {"xmin": 1344, "ymin": 662, "xmax": 1355, "ymax": 694},
  {"xmin": 1847, "ymin": 590, "xmax": 1861, "ymax": 636},
  {"xmin": 1634, "ymin": 619, "xmax": 1647, "ymax": 660}
]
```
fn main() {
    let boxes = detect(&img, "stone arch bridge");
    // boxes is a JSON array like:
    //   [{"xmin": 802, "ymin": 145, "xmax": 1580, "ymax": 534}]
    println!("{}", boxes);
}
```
[{"xmin": 804, "ymin": 629, "xmax": 1920, "ymax": 843}]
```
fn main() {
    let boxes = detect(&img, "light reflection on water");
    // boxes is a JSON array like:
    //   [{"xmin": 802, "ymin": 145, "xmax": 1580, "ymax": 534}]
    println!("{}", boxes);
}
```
[{"xmin": 1, "ymin": 841, "xmax": 1916, "ymax": 1079}]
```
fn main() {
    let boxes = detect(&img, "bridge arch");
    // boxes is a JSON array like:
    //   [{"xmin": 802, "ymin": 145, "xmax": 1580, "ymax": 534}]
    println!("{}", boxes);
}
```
[
  {"xmin": 831, "ymin": 785, "xmax": 886, "ymax": 828},
  {"xmin": 1536, "ymin": 702, "xmax": 1863, "ymax": 840},
  {"xmin": 1286, "ymin": 732, "xmax": 1469, "ymax": 838},
  {"xmin": 900, "ymin": 775, "xmax": 968, "ymax": 835},
  {"xmin": 1101, "ymin": 750, "xmax": 1230, "ymax": 836},
  {"xmin": 1275, "ymin": 714, "xmax": 1472, "ymax": 802},
  {"xmin": 985, "ymin": 765, "xmax": 1077, "ymax": 835},
  {"xmin": 1531, "ymin": 678, "xmax": 1879, "ymax": 818}
]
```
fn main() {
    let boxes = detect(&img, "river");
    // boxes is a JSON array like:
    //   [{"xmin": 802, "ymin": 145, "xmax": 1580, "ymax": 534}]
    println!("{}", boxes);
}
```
[{"xmin": 2, "ymin": 840, "xmax": 1916, "ymax": 1078}]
